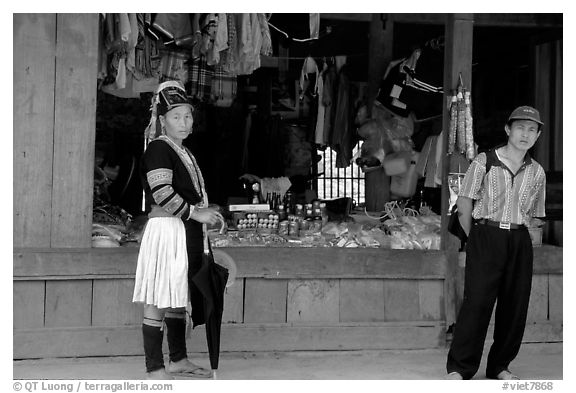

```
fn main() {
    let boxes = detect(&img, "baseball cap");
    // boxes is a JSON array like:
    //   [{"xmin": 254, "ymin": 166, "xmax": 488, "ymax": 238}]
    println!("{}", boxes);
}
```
[
  {"xmin": 156, "ymin": 81, "xmax": 193, "ymax": 115},
  {"xmin": 508, "ymin": 106, "xmax": 544, "ymax": 126}
]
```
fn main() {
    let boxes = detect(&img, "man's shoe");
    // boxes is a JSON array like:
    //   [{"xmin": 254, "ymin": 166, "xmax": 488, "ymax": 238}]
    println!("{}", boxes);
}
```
[
  {"xmin": 446, "ymin": 371, "xmax": 463, "ymax": 380},
  {"xmin": 495, "ymin": 370, "xmax": 519, "ymax": 380}
]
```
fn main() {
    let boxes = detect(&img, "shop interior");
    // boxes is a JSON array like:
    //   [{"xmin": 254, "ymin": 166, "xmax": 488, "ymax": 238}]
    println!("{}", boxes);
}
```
[{"xmin": 93, "ymin": 13, "xmax": 562, "ymax": 249}]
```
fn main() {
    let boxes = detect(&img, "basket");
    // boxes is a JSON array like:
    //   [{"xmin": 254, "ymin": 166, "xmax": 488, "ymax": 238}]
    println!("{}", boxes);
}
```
[{"xmin": 528, "ymin": 227, "xmax": 543, "ymax": 247}]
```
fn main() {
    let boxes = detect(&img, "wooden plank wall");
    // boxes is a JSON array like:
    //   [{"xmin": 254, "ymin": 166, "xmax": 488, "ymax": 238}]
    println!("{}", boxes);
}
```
[
  {"xmin": 13, "ymin": 14, "xmax": 57, "ymax": 248},
  {"xmin": 14, "ymin": 272, "xmax": 561, "ymax": 359},
  {"xmin": 13, "ymin": 13, "xmax": 98, "ymax": 248},
  {"xmin": 13, "ymin": 276, "xmax": 447, "ymax": 358}
]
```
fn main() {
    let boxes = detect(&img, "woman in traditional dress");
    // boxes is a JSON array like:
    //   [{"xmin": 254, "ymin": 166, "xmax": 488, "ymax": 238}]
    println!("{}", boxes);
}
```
[{"xmin": 133, "ymin": 81, "xmax": 223, "ymax": 379}]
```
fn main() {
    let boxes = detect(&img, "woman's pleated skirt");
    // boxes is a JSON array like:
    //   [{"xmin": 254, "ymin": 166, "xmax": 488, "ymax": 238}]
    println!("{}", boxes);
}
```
[{"xmin": 132, "ymin": 217, "xmax": 189, "ymax": 309}]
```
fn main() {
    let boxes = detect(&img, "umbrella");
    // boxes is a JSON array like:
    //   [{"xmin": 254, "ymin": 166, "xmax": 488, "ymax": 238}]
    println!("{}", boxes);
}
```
[{"xmin": 190, "ymin": 224, "xmax": 229, "ymax": 377}]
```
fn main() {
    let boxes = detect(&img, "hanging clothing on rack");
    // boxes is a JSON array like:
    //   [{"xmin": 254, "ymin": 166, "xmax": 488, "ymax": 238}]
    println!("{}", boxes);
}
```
[
  {"xmin": 158, "ymin": 47, "xmax": 190, "ymax": 86},
  {"xmin": 187, "ymin": 56, "xmax": 214, "ymax": 100},
  {"xmin": 299, "ymin": 56, "xmax": 319, "ymax": 99},
  {"xmin": 321, "ymin": 61, "xmax": 338, "ymax": 146},
  {"xmin": 309, "ymin": 13, "xmax": 320, "ymax": 39},
  {"xmin": 151, "ymin": 13, "xmax": 195, "ymax": 47},
  {"xmin": 211, "ymin": 65, "xmax": 237, "ymax": 107},
  {"xmin": 236, "ymin": 13, "xmax": 264, "ymax": 75},
  {"xmin": 199, "ymin": 14, "xmax": 218, "ymax": 64},
  {"xmin": 258, "ymin": 13, "xmax": 273, "ymax": 57},
  {"xmin": 377, "ymin": 59, "xmax": 412, "ymax": 117},
  {"xmin": 314, "ymin": 61, "xmax": 328, "ymax": 146},
  {"xmin": 415, "ymin": 134, "xmax": 435, "ymax": 178},
  {"xmin": 209, "ymin": 13, "xmax": 228, "ymax": 66},
  {"xmin": 331, "ymin": 63, "xmax": 357, "ymax": 168},
  {"xmin": 220, "ymin": 14, "xmax": 238, "ymax": 75}
]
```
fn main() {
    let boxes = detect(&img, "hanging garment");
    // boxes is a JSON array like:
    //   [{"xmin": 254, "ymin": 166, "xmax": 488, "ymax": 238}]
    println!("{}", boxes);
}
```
[
  {"xmin": 188, "ymin": 56, "xmax": 215, "ymax": 101},
  {"xmin": 152, "ymin": 13, "xmax": 194, "ymax": 47},
  {"xmin": 314, "ymin": 62, "xmax": 328, "ymax": 146},
  {"xmin": 236, "ymin": 13, "xmax": 263, "ymax": 75},
  {"xmin": 211, "ymin": 65, "xmax": 237, "ymax": 107},
  {"xmin": 405, "ymin": 45, "xmax": 443, "ymax": 94},
  {"xmin": 331, "ymin": 64, "xmax": 356, "ymax": 168},
  {"xmin": 415, "ymin": 134, "xmax": 434, "ymax": 177},
  {"xmin": 309, "ymin": 13, "xmax": 320, "ymax": 39},
  {"xmin": 299, "ymin": 56, "xmax": 319, "ymax": 99},
  {"xmin": 400, "ymin": 45, "xmax": 444, "ymax": 120},
  {"xmin": 158, "ymin": 47, "xmax": 190, "ymax": 86},
  {"xmin": 434, "ymin": 130, "xmax": 444, "ymax": 186},
  {"xmin": 321, "ymin": 63, "xmax": 337, "ymax": 146},
  {"xmin": 258, "ymin": 14, "xmax": 272, "ymax": 56},
  {"xmin": 377, "ymin": 59, "xmax": 411, "ymax": 117},
  {"xmin": 191, "ymin": 14, "xmax": 202, "ymax": 59},
  {"xmin": 220, "ymin": 14, "xmax": 238, "ymax": 74},
  {"xmin": 424, "ymin": 135, "xmax": 439, "ymax": 188},
  {"xmin": 135, "ymin": 14, "xmax": 162, "ymax": 80},
  {"xmin": 125, "ymin": 13, "xmax": 139, "ymax": 73},
  {"xmin": 200, "ymin": 14, "xmax": 218, "ymax": 64},
  {"xmin": 210, "ymin": 13, "xmax": 228, "ymax": 65}
]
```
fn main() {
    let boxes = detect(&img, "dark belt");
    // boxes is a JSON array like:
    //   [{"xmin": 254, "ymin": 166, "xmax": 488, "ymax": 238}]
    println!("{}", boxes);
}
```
[{"xmin": 476, "ymin": 219, "xmax": 525, "ymax": 230}]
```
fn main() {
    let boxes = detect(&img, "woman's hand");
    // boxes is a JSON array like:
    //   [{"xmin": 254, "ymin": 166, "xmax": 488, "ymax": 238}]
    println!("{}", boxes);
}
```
[{"xmin": 191, "ymin": 207, "xmax": 224, "ymax": 226}]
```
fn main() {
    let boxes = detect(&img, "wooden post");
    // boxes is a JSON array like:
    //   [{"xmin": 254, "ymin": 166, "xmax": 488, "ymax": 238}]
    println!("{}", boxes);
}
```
[
  {"xmin": 440, "ymin": 14, "xmax": 474, "ymax": 250},
  {"xmin": 51, "ymin": 14, "xmax": 99, "ymax": 248},
  {"xmin": 365, "ymin": 14, "xmax": 394, "ymax": 211},
  {"xmin": 13, "ymin": 14, "xmax": 57, "ymax": 248},
  {"xmin": 441, "ymin": 14, "xmax": 474, "ymax": 325}
]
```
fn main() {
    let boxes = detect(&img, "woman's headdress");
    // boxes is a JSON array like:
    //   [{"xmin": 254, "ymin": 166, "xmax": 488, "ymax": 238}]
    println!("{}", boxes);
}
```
[{"xmin": 144, "ymin": 80, "xmax": 193, "ymax": 148}]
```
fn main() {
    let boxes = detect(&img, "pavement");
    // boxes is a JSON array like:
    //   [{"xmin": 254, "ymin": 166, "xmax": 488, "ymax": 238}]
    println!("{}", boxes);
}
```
[{"xmin": 13, "ymin": 342, "xmax": 562, "ymax": 380}]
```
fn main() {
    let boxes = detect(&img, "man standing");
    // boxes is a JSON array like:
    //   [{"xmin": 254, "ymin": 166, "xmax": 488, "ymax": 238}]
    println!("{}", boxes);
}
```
[{"xmin": 446, "ymin": 106, "xmax": 547, "ymax": 380}]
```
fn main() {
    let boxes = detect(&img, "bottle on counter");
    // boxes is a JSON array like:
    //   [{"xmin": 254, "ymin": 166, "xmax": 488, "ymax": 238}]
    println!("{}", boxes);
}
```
[
  {"xmin": 277, "ymin": 204, "xmax": 286, "ymax": 221},
  {"xmin": 284, "ymin": 191, "xmax": 293, "ymax": 214},
  {"xmin": 295, "ymin": 203, "xmax": 304, "ymax": 219},
  {"xmin": 320, "ymin": 202, "xmax": 328, "ymax": 225}
]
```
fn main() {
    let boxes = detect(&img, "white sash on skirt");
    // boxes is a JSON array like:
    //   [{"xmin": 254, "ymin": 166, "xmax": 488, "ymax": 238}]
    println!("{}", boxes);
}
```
[{"xmin": 132, "ymin": 217, "xmax": 189, "ymax": 308}]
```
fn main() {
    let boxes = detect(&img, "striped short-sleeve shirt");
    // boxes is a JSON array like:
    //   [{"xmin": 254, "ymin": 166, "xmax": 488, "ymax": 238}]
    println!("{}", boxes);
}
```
[{"xmin": 458, "ymin": 149, "xmax": 546, "ymax": 226}]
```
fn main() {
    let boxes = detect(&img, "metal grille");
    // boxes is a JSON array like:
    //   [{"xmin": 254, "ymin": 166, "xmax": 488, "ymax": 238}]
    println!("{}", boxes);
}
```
[{"xmin": 316, "ymin": 143, "xmax": 365, "ymax": 205}]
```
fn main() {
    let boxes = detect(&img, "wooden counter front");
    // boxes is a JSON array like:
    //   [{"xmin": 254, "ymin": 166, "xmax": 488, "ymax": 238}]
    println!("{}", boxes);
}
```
[{"xmin": 13, "ymin": 246, "xmax": 562, "ymax": 359}]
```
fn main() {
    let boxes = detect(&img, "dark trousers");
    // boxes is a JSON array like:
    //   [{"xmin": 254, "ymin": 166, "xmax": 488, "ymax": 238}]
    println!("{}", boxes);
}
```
[{"xmin": 446, "ymin": 223, "xmax": 533, "ymax": 379}]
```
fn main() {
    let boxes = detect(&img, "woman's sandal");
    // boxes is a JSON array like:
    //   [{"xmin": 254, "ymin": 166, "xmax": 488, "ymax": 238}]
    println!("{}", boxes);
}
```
[{"xmin": 167, "ymin": 359, "xmax": 213, "ymax": 378}]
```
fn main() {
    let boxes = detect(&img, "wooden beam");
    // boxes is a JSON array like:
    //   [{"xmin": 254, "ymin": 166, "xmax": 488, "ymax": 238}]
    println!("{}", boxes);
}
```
[
  {"xmin": 472, "ymin": 13, "xmax": 562, "ymax": 28},
  {"xmin": 13, "ymin": 14, "xmax": 57, "ymax": 248},
  {"xmin": 13, "ymin": 322, "xmax": 446, "ymax": 358},
  {"xmin": 51, "ymin": 13, "xmax": 99, "ymax": 247},
  {"xmin": 320, "ymin": 13, "xmax": 372, "ymax": 22},
  {"xmin": 14, "ymin": 247, "xmax": 449, "ymax": 280},
  {"xmin": 14, "ymin": 245, "xmax": 560, "ymax": 279},
  {"xmin": 320, "ymin": 13, "xmax": 562, "ymax": 28}
]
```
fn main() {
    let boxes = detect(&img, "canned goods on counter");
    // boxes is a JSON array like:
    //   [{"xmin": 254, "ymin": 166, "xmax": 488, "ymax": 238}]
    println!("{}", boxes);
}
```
[
  {"xmin": 278, "ymin": 220, "xmax": 290, "ymax": 236},
  {"xmin": 312, "ymin": 217, "xmax": 323, "ymax": 231},
  {"xmin": 288, "ymin": 220, "xmax": 300, "ymax": 236}
]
